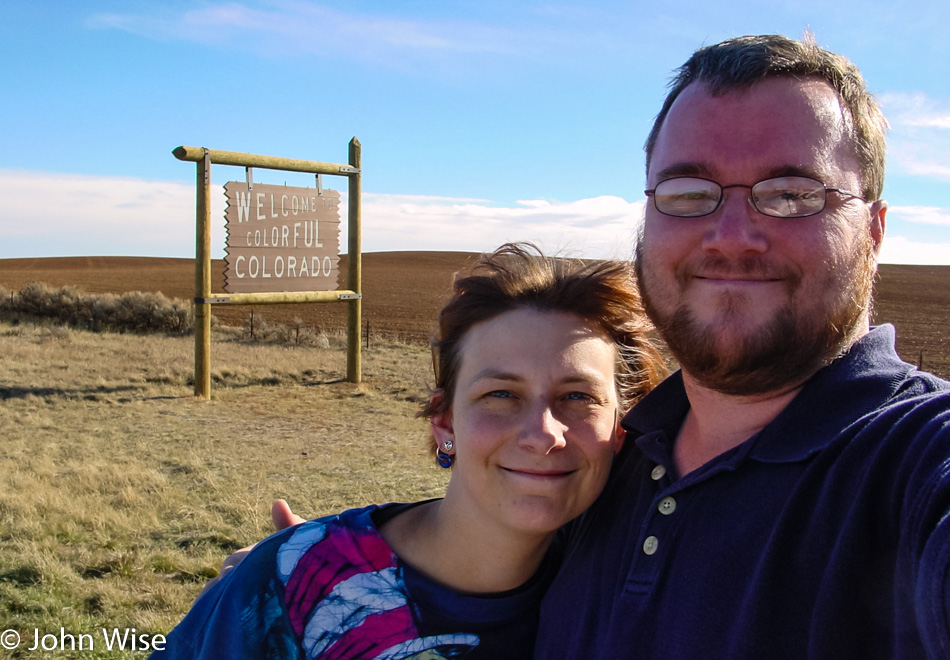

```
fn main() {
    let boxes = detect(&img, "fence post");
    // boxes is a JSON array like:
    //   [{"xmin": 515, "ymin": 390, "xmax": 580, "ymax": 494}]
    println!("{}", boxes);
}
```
[
  {"xmin": 346, "ymin": 138, "xmax": 362, "ymax": 383},
  {"xmin": 194, "ymin": 149, "xmax": 212, "ymax": 399}
]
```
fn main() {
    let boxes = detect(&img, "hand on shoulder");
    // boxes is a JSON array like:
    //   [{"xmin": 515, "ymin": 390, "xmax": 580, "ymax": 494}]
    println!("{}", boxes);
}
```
[{"xmin": 195, "ymin": 500, "xmax": 305, "ymax": 600}]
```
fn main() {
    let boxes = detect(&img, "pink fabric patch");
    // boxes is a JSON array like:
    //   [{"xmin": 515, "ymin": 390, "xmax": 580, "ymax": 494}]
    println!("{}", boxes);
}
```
[
  {"xmin": 284, "ymin": 527, "xmax": 396, "ymax": 636},
  {"xmin": 321, "ymin": 605, "xmax": 416, "ymax": 660}
]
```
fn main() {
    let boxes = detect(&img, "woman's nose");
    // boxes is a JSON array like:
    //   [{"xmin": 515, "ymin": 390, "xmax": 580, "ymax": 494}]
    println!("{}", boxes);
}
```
[{"xmin": 518, "ymin": 403, "xmax": 568, "ymax": 454}]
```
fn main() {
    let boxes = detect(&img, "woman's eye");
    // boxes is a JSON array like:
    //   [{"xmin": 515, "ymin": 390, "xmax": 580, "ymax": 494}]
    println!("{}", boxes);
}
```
[
  {"xmin": 487, "ymin": 390, "xmax": 513, "ymax": 399},
  {"xmin": 565, "ymin": 391, "xmax": 594, "ymax": 402}
]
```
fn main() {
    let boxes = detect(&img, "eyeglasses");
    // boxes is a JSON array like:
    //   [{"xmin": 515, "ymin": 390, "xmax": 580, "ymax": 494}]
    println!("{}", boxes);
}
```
[{"xmin": 644, "ymin": 176, "xmax": 866, "ymax": 218}]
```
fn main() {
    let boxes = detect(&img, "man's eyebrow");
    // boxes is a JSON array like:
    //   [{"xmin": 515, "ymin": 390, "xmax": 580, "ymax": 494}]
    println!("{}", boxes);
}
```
[
  {"xmin": 651, "ymin": 162, "xmax": 714, "ymax": 181},
  {"xmin": 652, "ymin": 163, "xmax": 831, "ymax": 184},
  {"xmin": 764, "ymin": 164, "xmax": 823, "ymax": 178}
]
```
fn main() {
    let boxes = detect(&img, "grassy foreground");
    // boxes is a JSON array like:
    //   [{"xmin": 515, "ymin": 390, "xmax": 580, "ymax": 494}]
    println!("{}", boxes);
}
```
[{"xmin": 0, "ymin": 323, "xmax": 448, "ymax": 659}]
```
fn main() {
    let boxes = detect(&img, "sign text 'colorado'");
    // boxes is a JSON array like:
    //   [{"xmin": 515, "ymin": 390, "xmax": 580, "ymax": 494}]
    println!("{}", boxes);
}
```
[{"xmin": 223, "ymin": 182, "xmax": 341, "ymax": 293}]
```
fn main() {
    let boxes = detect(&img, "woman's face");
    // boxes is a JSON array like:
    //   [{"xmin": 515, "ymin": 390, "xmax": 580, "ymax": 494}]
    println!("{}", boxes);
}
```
[{"xmin": 433, "ymin": 308, "xmax": 622, "ymax": 539}]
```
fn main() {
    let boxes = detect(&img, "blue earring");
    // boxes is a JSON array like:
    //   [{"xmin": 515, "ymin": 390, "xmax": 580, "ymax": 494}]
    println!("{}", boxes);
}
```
[{"xmin": 437, "ymin": 440, "xmax": 454, "ymax": 468}]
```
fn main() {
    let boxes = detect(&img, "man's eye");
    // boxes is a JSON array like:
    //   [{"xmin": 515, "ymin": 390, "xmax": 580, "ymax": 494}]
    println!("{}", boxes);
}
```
[
  {"xmin": 777, "ymin": 190, "xmax": 808, "ymax": 200},
  {"xmin": 765, "ymin": 189, "xmax": 819, "ymax": 202},
  {"xmin": 673, "ymin": 191, "xmax": 715, "ymax": 201}
]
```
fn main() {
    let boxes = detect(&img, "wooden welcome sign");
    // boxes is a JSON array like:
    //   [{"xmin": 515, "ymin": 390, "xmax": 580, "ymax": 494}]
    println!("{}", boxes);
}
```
[{"xmin": 223, "ymin": 182, "xmax": 341, "ymax": 293}]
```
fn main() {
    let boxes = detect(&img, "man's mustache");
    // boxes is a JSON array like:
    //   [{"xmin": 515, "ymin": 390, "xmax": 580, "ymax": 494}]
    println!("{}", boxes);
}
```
[{"xmin": 677, "ymin": 256, "xmax": 802, "ymax": 285}]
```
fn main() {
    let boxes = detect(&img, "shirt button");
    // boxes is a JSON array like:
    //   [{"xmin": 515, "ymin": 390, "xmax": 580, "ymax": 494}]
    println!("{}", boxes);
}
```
[
  {"xmin": 651, "ymin": 465, "xmax": 666, "ymax": 480},
  {"xmin": 643, "ymin": 536, "xmax": 659, "ymax": 555},
  {"xmin": 658, "ymin": 496, "xmax": 677, "ymax": 515}
]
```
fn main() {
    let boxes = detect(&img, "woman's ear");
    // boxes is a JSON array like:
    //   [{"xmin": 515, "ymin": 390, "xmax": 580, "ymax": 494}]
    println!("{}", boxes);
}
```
[{"xmin": 429, "ymin": 390, "xmax": 455, "ymax": 447}]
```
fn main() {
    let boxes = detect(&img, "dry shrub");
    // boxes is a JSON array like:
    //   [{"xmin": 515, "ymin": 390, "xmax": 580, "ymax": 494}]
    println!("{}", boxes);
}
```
[
  {"xmin": 241, "ymin": 310, "xmax": 331, "ymax": 347},
  {"xmin": 1, "ymin": 282, "xmax": 193, "ymax": 335}
]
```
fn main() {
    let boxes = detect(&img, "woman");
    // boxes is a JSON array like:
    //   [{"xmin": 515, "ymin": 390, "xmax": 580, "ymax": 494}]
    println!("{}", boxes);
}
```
[{"xmin": 153, "ymin": 243, "xmax": 665, "ymax": 659}]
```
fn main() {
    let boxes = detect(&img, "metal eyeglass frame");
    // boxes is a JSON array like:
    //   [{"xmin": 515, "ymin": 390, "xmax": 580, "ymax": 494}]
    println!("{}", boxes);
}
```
[{"xmin": 644, "ymin": 176, "xmax": 866, "ymax": 218}]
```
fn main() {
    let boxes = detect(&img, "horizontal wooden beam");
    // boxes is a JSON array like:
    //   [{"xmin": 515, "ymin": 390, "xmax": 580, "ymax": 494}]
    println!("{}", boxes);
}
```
[
  {"xmin": 172, "ymin": 146, "xmax": 360, "ymax": 176},
  {"xmin": 195, "ymin": 290, "xmax": 360, "ymax": 305}
]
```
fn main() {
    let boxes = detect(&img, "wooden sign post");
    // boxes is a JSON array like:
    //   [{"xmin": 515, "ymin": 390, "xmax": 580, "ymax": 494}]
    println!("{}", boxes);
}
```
[{"xmin": 173, "ymin": 140, "xmax": 362, "ymax": 399}]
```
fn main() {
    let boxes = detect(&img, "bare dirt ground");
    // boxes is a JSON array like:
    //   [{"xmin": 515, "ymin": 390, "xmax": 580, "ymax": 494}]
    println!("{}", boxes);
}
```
[
  {"xmin": 1, "ymin": 254, "xmax": 948, "ymax": 379},
  {"xmin": 870, "ymin": 264, "xmax": 950, "ymax": 379}
]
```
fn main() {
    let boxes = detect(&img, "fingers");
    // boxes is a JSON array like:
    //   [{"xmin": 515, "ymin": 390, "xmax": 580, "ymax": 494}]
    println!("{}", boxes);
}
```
[
  {"xmin": 195, "ymin": 544, "xmax": 254, "ymax": 602},
  {"xmin": 221, "ymin": 545, "xmax": 255, "ymax": 572},
  {"xmin": 271, "ymin": 499, "xmax": 306, "ymax": 531}
]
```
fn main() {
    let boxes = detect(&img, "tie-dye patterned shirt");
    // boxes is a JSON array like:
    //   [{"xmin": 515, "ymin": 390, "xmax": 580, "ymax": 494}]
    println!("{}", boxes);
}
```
[{"xmin": 154, "ymin": 503, "xmax": 555, "ymax": 659}]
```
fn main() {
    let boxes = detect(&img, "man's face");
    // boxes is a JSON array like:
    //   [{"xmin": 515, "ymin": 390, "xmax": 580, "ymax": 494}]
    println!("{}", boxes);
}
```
[{"xmin": 637, "ymin": 77, "xmax": 886, "ymax": 396}]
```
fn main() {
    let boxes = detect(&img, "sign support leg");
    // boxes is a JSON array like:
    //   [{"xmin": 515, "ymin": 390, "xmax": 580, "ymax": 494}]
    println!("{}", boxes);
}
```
[
  {"xmin": 195, "ymin": 149, "xmax": 213, "ymax": 399},
  {"xmin": 346, "ymin": 137, "xmax": 362, "ymax": 383}
]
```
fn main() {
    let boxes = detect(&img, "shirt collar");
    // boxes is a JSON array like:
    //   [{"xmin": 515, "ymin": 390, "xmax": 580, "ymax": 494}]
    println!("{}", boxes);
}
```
[{"xmin": 623, "ymin": 325, "xmax": 915, "ymax": 465}]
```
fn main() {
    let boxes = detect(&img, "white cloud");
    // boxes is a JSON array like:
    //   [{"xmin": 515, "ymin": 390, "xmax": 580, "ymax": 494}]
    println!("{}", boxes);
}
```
[
  {"xmin": 890, "ymin": 157, "xmax": 950, "ymax": 181},
  {"xmin": 887, "ymin": 205, "xmax": 950, "ymax": 227},
  {"xmin": 0, "ymin": 169, "xmax": 642, "ymax": 260},
  {"xmin": 904, "ymin": 115, "xmax": 950, "ymax": 129},
  {"xmin": 879, "ymin": 92, "xmax": 950, "ymax": 182},
  {"xmin": 880, "ymin": 92, "xmax": 950, "ymax": 129},
  {"xmin": 0, "ymin": 169, "xmax": 210, "ymax": 258},
  {"xmin": 878, "ymin": 235, "xmax": 950, "ymax": 265},
  {"xmin": 356, "ymin": 193, "xmax": 643, "ymax": 259}
]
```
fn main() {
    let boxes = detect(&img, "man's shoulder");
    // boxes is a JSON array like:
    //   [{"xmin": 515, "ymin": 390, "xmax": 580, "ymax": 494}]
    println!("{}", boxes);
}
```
[
  {"xmin": 892, "ymin": 366, "xmax": 950, "ymax": 400},
  {"xmin": 811, "ymin": 324, "xmax": 950, "ymax": 426},
  {"xmin": 834, "ymin": 364, "xmax": 950, "ymax": 500},
  {"xmin": 860, "ymin": 371, "xmax": 950, "ymax": 437},
  {"xmin": 861, "ymin": 325, "xmax": 950, "ymax": 419}
]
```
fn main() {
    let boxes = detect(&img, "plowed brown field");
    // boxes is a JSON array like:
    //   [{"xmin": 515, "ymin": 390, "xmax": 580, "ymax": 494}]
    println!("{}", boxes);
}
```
[
  {"xmin": 0, "ymin": 252, "xmax": 477, "ymax": 344},
  {"xmin": 1, "ymin": 254, "xmax": 948, "ymax": 378}
]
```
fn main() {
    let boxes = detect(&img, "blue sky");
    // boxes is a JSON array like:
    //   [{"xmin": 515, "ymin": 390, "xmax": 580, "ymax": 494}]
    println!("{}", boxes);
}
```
[{"xmin": 2, "ymin": 0, "xmax": 949, "ymax": 263}]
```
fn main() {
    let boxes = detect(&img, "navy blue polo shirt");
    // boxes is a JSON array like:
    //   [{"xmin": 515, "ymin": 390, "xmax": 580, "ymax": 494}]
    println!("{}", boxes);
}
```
[{"xmin": 535, "ymin": 325, "xmax": 950, "ymax": 659}]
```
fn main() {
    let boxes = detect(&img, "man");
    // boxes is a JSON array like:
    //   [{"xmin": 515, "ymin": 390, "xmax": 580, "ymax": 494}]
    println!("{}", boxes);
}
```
[{"xmin": 533, "ymin": 34, "xmax": 950, "ymax": 658}]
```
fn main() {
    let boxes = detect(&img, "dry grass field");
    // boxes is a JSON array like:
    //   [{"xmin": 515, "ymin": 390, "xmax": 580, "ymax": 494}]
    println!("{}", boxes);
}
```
[
  {"xmin": 0, "ymin": 322, "xmax": 447, "ymax": 659},
  {"xmin": 0, "ymin": 253, "xmax": 948, "ymax": 659}
]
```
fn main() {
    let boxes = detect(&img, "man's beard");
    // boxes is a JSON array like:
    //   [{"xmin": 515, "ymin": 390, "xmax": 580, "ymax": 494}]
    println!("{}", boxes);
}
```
[{"xmin": 634, "ymin": 236, "xmax": 876, "ymax": 397}]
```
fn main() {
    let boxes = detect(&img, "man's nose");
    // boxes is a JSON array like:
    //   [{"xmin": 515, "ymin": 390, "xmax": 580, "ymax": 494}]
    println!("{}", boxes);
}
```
[
  {"xmin": 518, "ymin": 402, "xmax": 568, "ymax": 454},
  {"xmin": 701, "ymin": 188, "xmax": 769, "ymax": 257}
]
